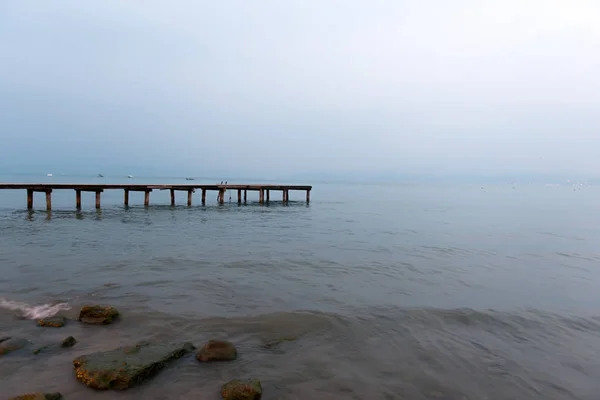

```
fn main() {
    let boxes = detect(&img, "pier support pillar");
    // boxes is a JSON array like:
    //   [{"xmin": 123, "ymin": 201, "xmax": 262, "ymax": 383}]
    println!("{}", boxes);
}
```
[
  {"xmin": 75, "ymin": 190, "xmax": 82, "ymax": 209},
  {"xmin": 244, "ymin": 190, "xmax": 247, "ymax": 204},
  {"xmin": 95, "ymin": 191, "xmax": 101, "ymax": 209},
  {"xmin": 144, "ymin": 190, "xmax": 151, "ymax": 207},
  {"xmin": 170, "ymin": 189, "xmax": 175, "ymax": 206},
  {"xmin": 259, "ymin": 189, "xmax": 264, "ymax": 204},
  {"xmin": 187, "ymin": 190, "xmax": 193, "ymax": 207},
  {"xmin": 283, "ymin": 189, "xmax": 289, "ymax": 203},
  {"xmin": 124, "ymin": 189, "xmax": 129, "ymax": 207},
  {"xmin": 266, "ymin": 190, "xmax": 270, "ymax": 202},
  {"xmin": 237, "ymin": 189, "xmax": 241, "ymax": 204},
  {"xmin": 306, "ymin": 189, "xmax": 310, "ymax": 203},
  {"xmin": 201, "ymin": 188, "xmax": 206, "ymax": 204},
  {"xmin": 27, "ymin": 189, "xmax": 33, "ymax": 210},
  {"xmin": 45, "ymin": 190, "xmax": 52, "ymax": 210},
  {"xmin": 219, "ymin": 188, "xmax": 225, "ymax": 204}
]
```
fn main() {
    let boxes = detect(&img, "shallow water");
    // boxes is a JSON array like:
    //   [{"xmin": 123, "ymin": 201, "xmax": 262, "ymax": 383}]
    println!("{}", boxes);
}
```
[{"xmin": 1, "ymin": 176, "xmax": 600, "ymax": 399}]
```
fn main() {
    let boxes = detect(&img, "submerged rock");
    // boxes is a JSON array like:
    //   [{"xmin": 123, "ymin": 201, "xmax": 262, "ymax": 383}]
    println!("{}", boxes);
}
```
[
  {"xmin": 61, "ymin": 336, "xmax": 77, "ymax": 348},
  {"xmin": 221, "ymin": 379, "xmax": 262, "ymax": 400},
  {"xmin": 196, "ymin": 340, "xmax": 237, "ymax": 362},
  {"xmin": 33, "ymin": 345, "xmax": 52, "ymax": 355},
  {"xmin": 8, "ymin": 393, "xmax": 62, "ymax": 400},
  {"xmin": 78, "ymin": 305, "xmax": 119, "ymax": 325},
  {"xmin": 0, "ymin": 338, "xmax": 29, "ymax": 355},
  {"xmin": 37, "ymin": 317, "xmax": 66, "ymax": 328},
  {"xmin": 33, "ymin": 336, "xmax": 77, "ymax": 354},
  {"xmin": 73, "ymin": 342, "xmax": 194, "ymax": 390},
  {"xmin": 261, "ymin": 336, "xmax": 297, "ymax": 350}
]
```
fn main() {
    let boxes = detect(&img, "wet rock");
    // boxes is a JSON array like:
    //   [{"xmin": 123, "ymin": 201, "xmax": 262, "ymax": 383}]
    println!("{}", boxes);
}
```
[
  {"xmin": 73, "ymin": 341, "xmax": 194, "ymax": 390},
  {"xmin": 221, "ymin": 379, "xmax": 262, "ymax": 400},
  {"xmin": 78, "ymin": 305, "xmax": 119, "ymax": 325},
  {"xmin": 196, "ymin": 340, "xmax": 237, "ymax": 362},
  {"xmin": 0, "ymin": 338, "xmax": 29, "ymax": 355},
  {"xmin": 8, "ymin": 393, "xmax": 63, "ymax": 400},
  {"xmin": 37, "ymin": 317, "xmax": 66, "ymax": 328},
  {"xmin": 61, "ymin": 336, "xmax": 77, "ymax": 348}
]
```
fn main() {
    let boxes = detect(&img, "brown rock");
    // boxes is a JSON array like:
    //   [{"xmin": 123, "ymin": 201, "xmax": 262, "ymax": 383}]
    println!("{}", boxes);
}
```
[
  {"xmin": 196, "ymin": 340, "xmax": 237, "ymax": 362},
  {"xmin": 61, "ymin": 336, "xmax": 77, "ymax": 348},
  {"xmin": 37, "ymin": 317, "xmax": 66, "ymax": 328},
  {"xmin": 221, "ymin": 379, "xmax": 262, "ymax": 400},
  {"xmin": 78, "ymin": 305, "xmax": 119, "ymax": 324},
  {"xmin": 8, "ymin": 393, "xmax": 62, "ymax": 400}
]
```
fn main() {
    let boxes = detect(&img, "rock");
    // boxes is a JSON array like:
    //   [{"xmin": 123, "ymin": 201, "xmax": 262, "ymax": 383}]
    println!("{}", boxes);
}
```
[
  {"xmin": 33, "ymin": 336, "xmax": 76, "ymax": 354},
  {"xmin": 8, "ymin": 393, "xmax": 62, "ymax": 400},
  {"xmin": 221, "ymin": 379, "xmax": 262, "ymax": 400},
  {"xmin": 0, "ymin": 338, "xmax": 29, "ymax": 355},
  {"xmin": 78, "ymin": 305, "xmax": 119, "ymax": 325},
  {"xmin": 261, "ymin": 336, "xmax": 297, "ymax": 350},
  {"xmin": 73, "ymin": 342, "xmax": 194, "ymax": 390},
  {"xmin": 33, "ymin": 345, "xmax": 52, "ymax": 355},
  {"xmin": 196, "ymin": 340, "xmax": 237, "ymax": 362},
  {"xmin": 61, "ymin": 336, "xmax": 77, "ymax": 348},
  {"xmin": 37, "ymin": 317, "xmax": 66, "ymax": 328}
]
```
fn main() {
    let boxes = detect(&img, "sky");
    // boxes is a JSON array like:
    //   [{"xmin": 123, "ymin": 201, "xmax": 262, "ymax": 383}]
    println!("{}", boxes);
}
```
[{"xmin": 0, "ymin": 0, "xmax": 599, "ymax": 180}]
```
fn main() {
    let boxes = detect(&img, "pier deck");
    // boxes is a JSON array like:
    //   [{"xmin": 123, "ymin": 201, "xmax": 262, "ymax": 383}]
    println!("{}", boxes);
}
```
[{"xmin": 0, "ymin": 183, "xmax": 312, "ymax": 209}]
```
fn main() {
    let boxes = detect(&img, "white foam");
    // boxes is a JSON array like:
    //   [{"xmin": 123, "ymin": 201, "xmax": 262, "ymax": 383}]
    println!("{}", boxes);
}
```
[{"xmin": 0, "ymin": 297, "xmax": 70, "ymax": 319}]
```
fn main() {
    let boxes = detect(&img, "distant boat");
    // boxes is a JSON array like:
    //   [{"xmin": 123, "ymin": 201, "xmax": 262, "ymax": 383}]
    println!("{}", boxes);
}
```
[
  {"xmin": 127, "ymin": 175, "xmax": 134, "ymax": 179},
  {"xmin": 97, "ymin": 174, "xmax": 104, "ymax": 178},
  {"xmin": 185, "ymin": 177, "xmax": 195, "ymax": 181},
  {"xmin": 46, "ymin": 173, "xmax": 53, "ymax": 177}
]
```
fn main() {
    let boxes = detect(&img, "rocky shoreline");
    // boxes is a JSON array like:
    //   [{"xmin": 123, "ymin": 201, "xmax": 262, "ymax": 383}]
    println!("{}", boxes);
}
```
[{"xmin": 2, "ymin": 305, "xmax": 265, "ymax": 400}]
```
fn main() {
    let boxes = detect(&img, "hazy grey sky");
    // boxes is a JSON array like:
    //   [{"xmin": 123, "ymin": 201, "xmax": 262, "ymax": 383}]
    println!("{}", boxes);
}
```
[{"xmin": 1, "ymin": 1, "xmax": 599, "ymax": 178}]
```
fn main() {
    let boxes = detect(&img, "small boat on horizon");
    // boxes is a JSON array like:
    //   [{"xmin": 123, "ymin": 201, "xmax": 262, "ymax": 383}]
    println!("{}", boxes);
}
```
[
  {"xmin": 97, "ymin": 174, "xmax": 104, "ymax": 178},
  {"xmin": 127, "ymin": 175, "xmax": 134, "ymax": 179},
  {"xmin": 46, "ymin": 173, "xmax": 53, "ymax": 177},
  {"xmin": 185, "ymin": 177, "xmax": 195, "ymax": 181}
]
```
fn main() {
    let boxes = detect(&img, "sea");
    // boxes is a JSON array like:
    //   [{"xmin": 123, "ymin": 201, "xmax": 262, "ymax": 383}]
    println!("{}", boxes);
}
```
[{"xmin": 1, "ymin": 174, "xmax": 600, "ymax": 399}]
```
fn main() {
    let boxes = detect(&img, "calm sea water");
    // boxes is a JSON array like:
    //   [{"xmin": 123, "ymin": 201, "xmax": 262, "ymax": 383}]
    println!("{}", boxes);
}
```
[{"xmin": 1, "ymin": 174, "xmax": 600, "ymax": 399}]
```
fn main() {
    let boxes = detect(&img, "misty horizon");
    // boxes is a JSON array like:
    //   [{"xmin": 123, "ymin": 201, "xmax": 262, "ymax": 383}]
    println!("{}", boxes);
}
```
[
  {"xmin": 0, "ymin": 170, "xmax": 597, "ymax": 186},
  {"xmin": 1, "ymin": 1, "xmax": 598, "ymax": 178}
]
